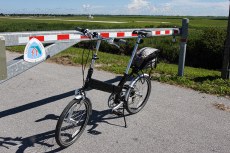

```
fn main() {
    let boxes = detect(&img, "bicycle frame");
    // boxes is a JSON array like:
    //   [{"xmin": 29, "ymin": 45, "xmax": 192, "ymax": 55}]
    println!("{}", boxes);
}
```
[{"xmin": 75, "ymin": 36, "xmax": 143, "ymax": 100}]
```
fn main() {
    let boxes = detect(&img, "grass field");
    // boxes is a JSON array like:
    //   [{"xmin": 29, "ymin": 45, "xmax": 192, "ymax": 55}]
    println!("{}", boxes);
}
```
[{"xmin": 0, "ymin": 15, "xmax": 227, "ymax": 32}]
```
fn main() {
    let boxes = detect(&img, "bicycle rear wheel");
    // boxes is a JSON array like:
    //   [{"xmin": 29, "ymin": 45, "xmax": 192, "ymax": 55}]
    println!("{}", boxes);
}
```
[
  {"xmin": 55, "ymin": 98, "xmax": 91, "ymax": 148},
  {"xmin": 125, "ymin": 74, "xmax": 151, "ymax": 114}
]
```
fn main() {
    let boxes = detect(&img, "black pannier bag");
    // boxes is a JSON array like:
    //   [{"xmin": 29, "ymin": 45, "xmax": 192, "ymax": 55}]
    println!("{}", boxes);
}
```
[{"xmin": 132, "ymin": 47, "xmax": 159, "ymax": 70}]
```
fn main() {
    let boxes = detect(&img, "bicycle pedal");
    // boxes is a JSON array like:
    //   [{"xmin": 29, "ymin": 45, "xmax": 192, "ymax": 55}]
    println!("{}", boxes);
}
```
[{"xmin": 111, "ymin": 110, "xmax": 123, "ymax": 116}]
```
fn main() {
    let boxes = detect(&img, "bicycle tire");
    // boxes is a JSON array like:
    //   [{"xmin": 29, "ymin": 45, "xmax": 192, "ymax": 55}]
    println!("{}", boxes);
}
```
[
  {"xmin": 55, "ymin": 98, "xmax": 91, "ymax": 148},
  {"xmin": 125, "ymin": 74, "xmax": 151, "ymax": 114}
]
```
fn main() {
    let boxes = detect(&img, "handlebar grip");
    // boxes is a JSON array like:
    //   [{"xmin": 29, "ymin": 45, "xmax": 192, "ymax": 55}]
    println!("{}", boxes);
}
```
[
  {"xmin": 132, "ymin": 30, "xmax": 138, "ymax": 35},
  {"xmin": 75, "ymin": 27, "xmax": 89, "ymax": 35},
  {"xmin": 75, "ymin": 27, "xmax": 83, "ymax": 32}
]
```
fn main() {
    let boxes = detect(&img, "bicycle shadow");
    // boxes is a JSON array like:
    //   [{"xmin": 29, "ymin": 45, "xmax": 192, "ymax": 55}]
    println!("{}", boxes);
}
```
[
  {"xmin": 0, "ymin": 130, "xmax": 63, "ymax": 153},
  {"xmin": 0, "ymin": 75, "xmax": 132, "ymax": 152},
  {"xmin": 88, "ymin": 109, "xmax": 131, "ymax": 135},
  {"xmin": 0, "ymin": 114, "xmax": 62, "ymax": 153},
  {"xmin": 0, "ymin": 108, "xmax": 130, "ymax": 152}
]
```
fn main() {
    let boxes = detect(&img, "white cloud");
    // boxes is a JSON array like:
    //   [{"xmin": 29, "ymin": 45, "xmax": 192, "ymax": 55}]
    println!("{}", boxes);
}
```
[
  {"xmin": 83, "ymin": 4, "xmax": 90, "ymax": 10},
  {"xmin": 169, "ymin": 0, "xmax": 228, "ymax": 16},
  {"xmin": 127, "ymin": 0, "xmax": 177, "ymax": 15},
  {"xmin": 81, "ymin": 4, "xmax": 106, "ymax": 14},
  {"xmin": 125, "ymin": 0, "xmax": 228, "ymax": 16},
  {"xmin": 127, "ymin": 0, "xmax": 150, "ymax": 12}
]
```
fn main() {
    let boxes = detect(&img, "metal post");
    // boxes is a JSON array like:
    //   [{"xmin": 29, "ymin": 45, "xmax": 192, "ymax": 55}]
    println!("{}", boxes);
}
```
[
  {"xmin": 0, "ymin": 36, "xmax": 7, "ymax": 80},
  {"xmin": 221, "ymin": 1, "xmax": 230, "ymax": 79},
  {"xmin": 178, "ymin": 18, "xmax": 189, "ymax": 76}
]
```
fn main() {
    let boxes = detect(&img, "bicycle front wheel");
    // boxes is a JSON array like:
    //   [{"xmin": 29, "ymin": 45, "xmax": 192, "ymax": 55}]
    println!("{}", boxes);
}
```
[
  {"xmin": 55, "ymin": 98, "xmax": 91, "ymax": 148},
  {"xmin": 125, "ymin": 74, "xmax": 151, "ymax": 114}
]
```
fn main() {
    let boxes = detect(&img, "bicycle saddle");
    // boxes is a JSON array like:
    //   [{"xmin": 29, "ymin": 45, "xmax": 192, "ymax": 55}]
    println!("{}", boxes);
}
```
[{"xmin": 132, "ymin": 30, "xmax": 152, "ymax": 37}]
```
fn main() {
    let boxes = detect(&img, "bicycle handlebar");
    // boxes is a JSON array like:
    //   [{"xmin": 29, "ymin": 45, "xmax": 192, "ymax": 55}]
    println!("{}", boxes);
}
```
[
  {"xmin": 75, "ymin": 27, "xmax": 99, "ymax": 39},
  {"xmin": 75, "ymin": 27, "xmax": 127, "ymax": 49},
  {"xmin": 75, "ymin": 27, "xmax": 89, "ymax": 34},
  {"xmin": 132, "ymin": 30, "xmax": 152, "ymax": 37}
]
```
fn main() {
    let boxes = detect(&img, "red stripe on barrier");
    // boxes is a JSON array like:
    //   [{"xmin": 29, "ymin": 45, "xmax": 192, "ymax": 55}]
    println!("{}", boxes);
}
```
[
  {"xmin": 155, "ymin": 31, "xmax": 161, "ymax": 35},
  {"xmin": 132, "ymin": 33, "xmax": 138, "ymax": 37},
  {"xmin": 29, "ymin": 36, "xmax": 44, "ymax": 42},
  {"xmin": 117, "ymin": 32, "xmax": 125, "ymax": 37},
  {"xmin": 165, "ymin": 30, "xmax": 170, "ymax": 34},
  {"xmin": 101, "ymin": 33, "xmax": 110, "ymax": 38},
  {"xmin": 57, "ymin": 34, "xmax": 69, "ymax": 40},
  {"xmin": 81, "ymin": 35, "xmax": 89, "ymax": 39}
]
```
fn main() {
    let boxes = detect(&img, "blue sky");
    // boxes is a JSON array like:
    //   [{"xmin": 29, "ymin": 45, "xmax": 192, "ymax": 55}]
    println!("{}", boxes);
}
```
[{"xmin": 0, "ymin": 0, "xmax": 228, "ymax": 16}]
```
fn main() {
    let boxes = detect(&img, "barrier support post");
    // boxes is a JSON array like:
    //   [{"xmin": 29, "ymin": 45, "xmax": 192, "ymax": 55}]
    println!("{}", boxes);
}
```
[
  {"xmin": 221, "ymin": 4, "xmax": 230, "ymax": 79},
  {"xmin": 178, "ymin": 18, "xmax": 189, "ymax": 77},
  {"xmin": 0, "ymin": 36, "xmax": 7, "ymax": 80}
]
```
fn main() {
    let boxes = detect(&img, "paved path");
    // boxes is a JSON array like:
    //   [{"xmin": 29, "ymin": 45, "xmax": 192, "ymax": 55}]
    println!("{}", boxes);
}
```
[{"xmin": 0, "ymin": 52, "xmax": 230, "ymax": 153}]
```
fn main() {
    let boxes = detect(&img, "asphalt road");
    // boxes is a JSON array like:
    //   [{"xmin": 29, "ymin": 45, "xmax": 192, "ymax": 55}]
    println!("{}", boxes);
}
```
[{"xmin": 0, "ymin": 52, "xmax": 230, "ymax": 153}]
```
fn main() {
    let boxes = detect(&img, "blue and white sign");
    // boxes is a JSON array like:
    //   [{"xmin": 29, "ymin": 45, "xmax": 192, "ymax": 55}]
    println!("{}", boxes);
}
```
[{"xmin": 24, "ymin": 38, "xmax": 46, "ymax": 63}]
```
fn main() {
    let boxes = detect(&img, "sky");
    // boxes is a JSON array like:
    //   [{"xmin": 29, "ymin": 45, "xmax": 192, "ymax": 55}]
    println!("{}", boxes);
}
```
[{"xmin": 0, "ymin": 0, "xmax": 229, "ymax": 16}]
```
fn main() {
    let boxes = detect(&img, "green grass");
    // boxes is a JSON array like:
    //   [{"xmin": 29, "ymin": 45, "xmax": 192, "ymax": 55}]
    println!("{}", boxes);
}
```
[
  {"xmin": 0, "ymin": 16, "xmax": 227, "ymax": 32},
  {"xmin": 153, "ymin": 63, "xmax": 229, "ymax": 96}
]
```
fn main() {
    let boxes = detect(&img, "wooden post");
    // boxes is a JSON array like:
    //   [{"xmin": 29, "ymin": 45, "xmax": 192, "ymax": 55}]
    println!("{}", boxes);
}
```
[{"xmin": 221, "ymin": 1, "xmax": 230, "ymax": 79}]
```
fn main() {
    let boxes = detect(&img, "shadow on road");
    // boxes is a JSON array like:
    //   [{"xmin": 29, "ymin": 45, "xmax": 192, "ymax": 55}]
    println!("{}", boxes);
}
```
[
  {"xmin": 0, "ymin": 75, "xmax": 131, "ymax": 152},
  {"xmin": 0, "ymin": 90, "xmax": 75, "ymax": 118},
  {"xmin": 0, "ymin": 76, "xmax": 125, "ymax": 119},
  {"xmin": 0, "ymin": 107, "xmax": 129, "ymax": 152},
  {"xmin": 88, "ymin": 108, "xmax": 130, "ymax": 135},
  {"xmin": 0, "ymin": 130, "xmax": 63, "ymax": 153}
]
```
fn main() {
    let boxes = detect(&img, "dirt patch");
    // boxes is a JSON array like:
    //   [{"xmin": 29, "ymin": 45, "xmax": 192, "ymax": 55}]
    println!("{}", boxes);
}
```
[
  {"xmin": 47, "ymin": 55, "xmax": 76, "ymax": 66},
  {"xmin": 213, "ymin": 103, "xmax": 230, "ymax": 112}
]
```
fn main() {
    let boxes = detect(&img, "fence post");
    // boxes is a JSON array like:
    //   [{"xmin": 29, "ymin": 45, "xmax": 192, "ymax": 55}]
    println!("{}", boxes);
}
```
[
  {"xmin": 178, "ymin": 18, "xmax": 189, "ymax": 76},
  {"xmin": 0, "ymin": 36, "xmax": 7, "ymax": 80},
  {"xmin": 221, "ymin": 3, "xmax": 230, "ymax": 79},
  {"xmin": 222, "ymin": 38, "xmax": 230, "ymax": 79}
]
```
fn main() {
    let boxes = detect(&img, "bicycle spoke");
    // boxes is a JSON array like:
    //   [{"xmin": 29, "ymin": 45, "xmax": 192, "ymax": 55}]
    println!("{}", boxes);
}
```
[
  {"xmin": 126, "ymin": 75, "xmax": 151, "ymax": 114},
  {"xmin": 56, "ymin": 98, "xmax": 91, "ymax": 147}
]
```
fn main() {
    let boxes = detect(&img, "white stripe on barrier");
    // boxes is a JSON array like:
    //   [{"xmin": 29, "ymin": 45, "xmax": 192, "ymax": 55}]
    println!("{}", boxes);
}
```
[
  {"xmin": 125, "ymin": 32, "xmax": 133, "ymax": 37},
  {"xmin": 69, "ymin": 34, "xmax": 81, "ymax": 40},
  {"xmin": 45, "ymin": 35, "xmax": 57, "ymax": 41},
  {"xmin": 19, "ymin": 37, "xmax": 30, "ymax": 44},
  {"xmin": 109, "ymin": 32, "xmax": 117, "ymax": 38}
]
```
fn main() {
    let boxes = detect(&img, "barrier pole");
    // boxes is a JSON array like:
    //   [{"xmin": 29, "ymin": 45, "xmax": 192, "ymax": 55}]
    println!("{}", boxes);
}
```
[
  {"xmin": 178, "ymin": 18, "xmax": 189, "ymax": 76},
  {"xmin": 0, "ymin": 36, "xmax": 7, "ymax": 80},
  {"xmin": 221, "ymin": 3, "xmax": 230, "ymax": 79}
]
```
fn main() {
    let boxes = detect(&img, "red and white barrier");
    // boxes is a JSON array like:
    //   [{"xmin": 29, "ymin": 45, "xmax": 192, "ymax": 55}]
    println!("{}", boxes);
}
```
[{"xmin": 18, "ymin": 29, "xmax": 180, "ymax": 44}]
